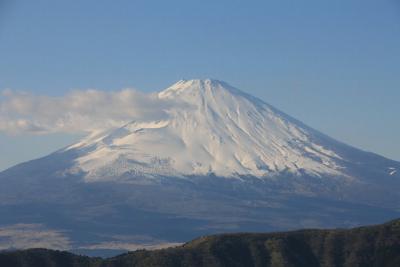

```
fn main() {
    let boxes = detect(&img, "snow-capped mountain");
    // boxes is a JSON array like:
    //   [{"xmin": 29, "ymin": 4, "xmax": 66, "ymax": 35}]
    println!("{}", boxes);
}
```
[
  {"xmin": 65, "ymin": 79, "xmax": 345, "ymax": 181},
  {"xmin": 0, "ymin": 79, "xmax": 399, "ymax": 254}
]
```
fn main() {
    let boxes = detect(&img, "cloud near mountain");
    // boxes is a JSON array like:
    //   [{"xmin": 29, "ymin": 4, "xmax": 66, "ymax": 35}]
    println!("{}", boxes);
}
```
[
  {"xmin": 0, "ymin": 88, "xmax": 179, "ymax": 134},
  {"xmin": 0, "ymin": 224, "xmax": 71, "ymax": 251}
]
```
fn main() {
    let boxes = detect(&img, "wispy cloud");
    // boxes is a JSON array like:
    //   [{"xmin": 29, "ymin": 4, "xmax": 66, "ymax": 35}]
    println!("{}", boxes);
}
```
[
  {"xmin": 79, "ymin": 234, "xmax": 182, "ymax": 251},
  {"xmin": 0, "ymin": 224, "xmax": 71, "ymax": 250},
  {"xmin": 81, "ymin": 241, "xmax": 181, "ymax": 251},
  {"xmin": 0, "ymin": 88, "xmax": 175, "ymax": 135}
]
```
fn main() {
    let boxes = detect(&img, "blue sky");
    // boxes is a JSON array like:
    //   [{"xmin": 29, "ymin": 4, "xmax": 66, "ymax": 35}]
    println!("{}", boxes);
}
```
[{"xmin": 0, "ymin": 0, "xmax": 399, "ymax": 170}]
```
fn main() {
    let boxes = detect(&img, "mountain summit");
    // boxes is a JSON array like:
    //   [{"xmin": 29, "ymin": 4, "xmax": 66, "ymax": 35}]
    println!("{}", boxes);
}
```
[
  {"xmin": 66, "ymin": 79, "xmax": 345, "ymax": 181},
  {"xmin": 0, "ymin": 79, "xmax": 399, "ymax": 253}
]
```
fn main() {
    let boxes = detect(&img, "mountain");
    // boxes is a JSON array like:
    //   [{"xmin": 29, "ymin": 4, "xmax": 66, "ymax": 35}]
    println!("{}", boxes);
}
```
[
  {"xmin": 67, "ymin": 79, "xmax": 344, "ymax": 180},
  {"xmin": 2, "ymin": 218, "xmax": 400, "ymax": 267},
  {"xmin": 0, "ymin": 79, "xmax": 399, "ymax": 254}
]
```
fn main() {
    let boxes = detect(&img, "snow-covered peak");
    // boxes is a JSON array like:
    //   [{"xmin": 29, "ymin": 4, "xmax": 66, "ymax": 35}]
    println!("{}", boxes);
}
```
[
  {"xmin": 66, "ymin": 79, "xmax": 346, "ymax": 182},
  {"xmin": 159, "ymin": 79, "xmax": 247, "ymax": 100}
]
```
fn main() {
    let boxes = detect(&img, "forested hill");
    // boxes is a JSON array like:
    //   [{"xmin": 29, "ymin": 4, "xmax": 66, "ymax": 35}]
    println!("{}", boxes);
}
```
[{"xmin": 1, "ymin": 218, "xmax": 400, "ymax": 267}]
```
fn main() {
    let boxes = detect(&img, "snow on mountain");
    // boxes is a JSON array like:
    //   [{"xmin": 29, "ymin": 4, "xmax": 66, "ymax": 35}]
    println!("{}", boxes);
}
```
[
  {"xmin": 389, "ymin": 167, "xmax": 397, "ymax": 176},
  {"xmin": 64, "ymin": 79, "xmax": 346, "ymax": 182}
]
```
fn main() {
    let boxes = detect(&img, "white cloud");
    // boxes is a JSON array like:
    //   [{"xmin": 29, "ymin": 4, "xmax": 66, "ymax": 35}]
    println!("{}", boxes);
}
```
[{"xmin": 0, "ymin": 88, "xmax": 175, "ymax": 134}]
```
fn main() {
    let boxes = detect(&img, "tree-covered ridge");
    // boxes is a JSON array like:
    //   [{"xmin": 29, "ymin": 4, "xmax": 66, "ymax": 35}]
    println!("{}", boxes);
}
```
[{"xmin": 1, "ymin": 218, "xmax": 400, "ymax": 267}]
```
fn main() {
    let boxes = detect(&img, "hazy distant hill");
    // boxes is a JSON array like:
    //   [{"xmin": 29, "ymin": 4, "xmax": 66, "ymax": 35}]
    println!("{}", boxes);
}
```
[{"xmin": 1, "ymin": 218, "xmax": 400, "ymax": 267}]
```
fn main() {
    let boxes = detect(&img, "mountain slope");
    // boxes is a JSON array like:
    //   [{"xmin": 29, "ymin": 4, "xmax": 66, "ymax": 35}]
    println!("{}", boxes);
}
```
[
  {"xmin": 1, "ymin": 218, "xmax": 400, "ymax": 267},
  {"xmin": 59, "ymin": 79, "xmax": 400, "ymax": 207}
]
